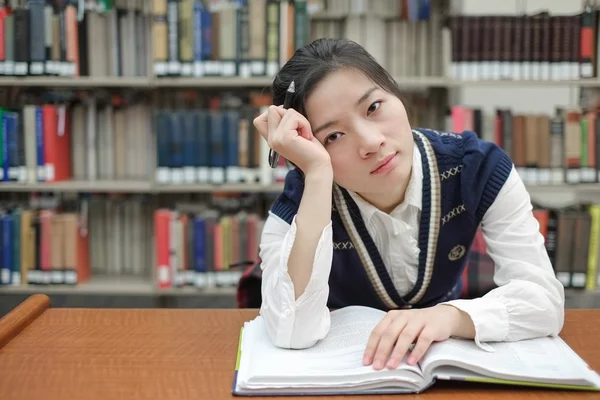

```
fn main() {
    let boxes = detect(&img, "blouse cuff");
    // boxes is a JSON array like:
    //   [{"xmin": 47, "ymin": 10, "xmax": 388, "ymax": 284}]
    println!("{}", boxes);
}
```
[{"xmin": 441, "ymin": 297, "xmax": 509, "ymax": 353}]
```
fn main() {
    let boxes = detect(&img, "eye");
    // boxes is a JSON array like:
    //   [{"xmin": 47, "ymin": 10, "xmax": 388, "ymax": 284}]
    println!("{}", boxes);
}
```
[
  {"xmin": 325, "ymin": 132, "xmax": 343, "ymax": 144},
  {"xmin": 367, "ymin": 100, "xmax": 381, "ymax": 115}
]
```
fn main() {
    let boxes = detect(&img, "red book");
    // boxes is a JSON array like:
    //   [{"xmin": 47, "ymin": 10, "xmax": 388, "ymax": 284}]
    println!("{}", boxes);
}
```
[{"xmin": 155, "ymin": 210, "xmax": 172, "ymax": 288}]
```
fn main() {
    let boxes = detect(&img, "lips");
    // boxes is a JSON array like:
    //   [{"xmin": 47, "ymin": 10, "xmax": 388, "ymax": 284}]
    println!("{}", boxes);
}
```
[{"xmin": 371, "ymin": 153, "xmax": 397, "ymax": 174}]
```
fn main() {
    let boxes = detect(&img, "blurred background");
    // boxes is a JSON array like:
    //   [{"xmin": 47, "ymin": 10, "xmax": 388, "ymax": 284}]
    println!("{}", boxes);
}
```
[{"xmin": 0, "ymin": 0, "xmax": 599, "ymax": 316}]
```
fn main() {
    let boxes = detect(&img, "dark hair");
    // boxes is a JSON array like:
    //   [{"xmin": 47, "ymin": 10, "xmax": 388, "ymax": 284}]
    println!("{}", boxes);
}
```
[{"xmin": 271, "ymin": 38, "xmax": 404, "ymax": 117}]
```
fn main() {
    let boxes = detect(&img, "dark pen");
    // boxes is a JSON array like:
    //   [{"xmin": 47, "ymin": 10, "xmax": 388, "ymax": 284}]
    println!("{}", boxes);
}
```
[{"xmin": 269, "ymin": 80, "xmax": 295, "ymax": 168}]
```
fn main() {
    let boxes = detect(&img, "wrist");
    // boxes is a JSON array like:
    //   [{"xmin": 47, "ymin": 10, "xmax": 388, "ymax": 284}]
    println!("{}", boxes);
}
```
[
  {"xmin": 304, "ymin": 164, "xmax": 333, "ymax": 182},
  {"xmin": 440, "ymin": 304, "xmax": 476, "ymax": 339}
]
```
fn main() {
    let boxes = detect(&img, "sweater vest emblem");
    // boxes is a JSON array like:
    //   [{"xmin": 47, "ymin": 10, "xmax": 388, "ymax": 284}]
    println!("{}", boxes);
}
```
[{"xmin": 448, "ymin": 244, "xmax": 466, "ymax": 261}]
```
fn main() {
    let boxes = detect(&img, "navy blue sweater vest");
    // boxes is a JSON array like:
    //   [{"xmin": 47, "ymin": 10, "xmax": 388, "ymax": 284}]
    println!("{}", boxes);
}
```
[{"xmin": 270, "ymin": 128, "xmax": 513, "ymax": 311}]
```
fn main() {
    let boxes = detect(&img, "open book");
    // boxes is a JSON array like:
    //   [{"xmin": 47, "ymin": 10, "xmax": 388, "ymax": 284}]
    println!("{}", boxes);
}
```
[{"xmin": 233, "ymin": 306, "xmax": 600, "ymax": 396}]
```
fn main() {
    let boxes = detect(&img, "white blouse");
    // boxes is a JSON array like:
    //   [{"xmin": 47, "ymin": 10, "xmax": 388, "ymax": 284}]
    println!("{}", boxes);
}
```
[{"xmin": 258, "ymin": 143, "xmax": 565, "ymax": 352}]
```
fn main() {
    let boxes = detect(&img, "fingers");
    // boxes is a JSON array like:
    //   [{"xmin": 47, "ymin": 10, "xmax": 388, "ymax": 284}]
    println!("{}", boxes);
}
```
[
  {"xmin": 363, "ymin": 315, "xmax": 392, "ymax": 367},
  {"xmin": 254, "ymin": 106, "xmax": 310, "ymax": 144},
  {"xmin": 266, "ymin": 106, "xmax": 283, "ymax": 143},
  {"xmin": 364, "ymin": 311, "xmax": 430, "ymax": 371},
  {"xmin": 373, "ymin": 317, "xmax": 411, "ymax": 370},
  {"xmin": 406, "ymin": 327, "xmax": 435, "ymax": 366},
  {"xmin": 252, "ymin": 105, "xmax": 286, "ymax": 140},
  {"xmin": 387, "ymin": 321, "xmax": 425, "ymax": 369},
  {"xmin": 279, "ymin": 108, "xmax": 313, "ymax": 140}
]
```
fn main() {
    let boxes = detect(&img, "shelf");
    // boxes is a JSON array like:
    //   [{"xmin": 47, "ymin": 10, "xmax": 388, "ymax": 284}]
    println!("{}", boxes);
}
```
[
  {"xmin": 153, "ymin": 76, "xmax": 274, "ymax": 88},
  {"xmin": 1, "ymin": 76, "xmax": 600, "ymax": 89},
  {"xmin": 0, "ymin": 180, "xmax": 285, "ymax": 193},
  {"xmin": 0, "ymin": 276, "xmax": 237, "ymax": 297},
  {"xmin": 441, "ymin": 78, "xmax": 600, "ymax": 87},
  {"xmin": 0, "ymin": 180, "xmax": 154, "ymax": 193},
  {"xmin": 0, "ymin": 181, "xmax": 598, "ymax": 198},
  {"xmin": 0, "ymin": 76, "xmax": 153, "ymax": 88},
  {"xmin": 152, "ymin": 182, "xmax": 285, "ymax": 193}
]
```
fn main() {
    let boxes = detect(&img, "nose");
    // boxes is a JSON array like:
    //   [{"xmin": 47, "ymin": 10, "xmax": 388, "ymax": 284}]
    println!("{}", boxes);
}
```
[{"xmin": 357, "ymin": 128, "xmax": 385, "ymax": 158}]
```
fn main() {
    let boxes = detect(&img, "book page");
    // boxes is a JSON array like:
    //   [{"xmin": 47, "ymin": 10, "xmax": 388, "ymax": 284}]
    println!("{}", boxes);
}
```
[
  {"xmin": 245, "ymin": 306, "xmax": 423, "ymax": 378},
  {"xmin": 420, "ymin": 336, "xmax": 599, "ymax": 386}
]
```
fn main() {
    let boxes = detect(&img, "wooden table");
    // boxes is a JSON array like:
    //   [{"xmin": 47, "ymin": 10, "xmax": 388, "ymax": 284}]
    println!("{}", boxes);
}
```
[{"xmin": 0, "ymin": 294, "xmax": 598, "ymax": 400}]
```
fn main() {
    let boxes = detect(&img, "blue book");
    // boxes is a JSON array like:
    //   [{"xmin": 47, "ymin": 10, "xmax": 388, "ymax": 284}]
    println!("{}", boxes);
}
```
[
  {"xmin": 225, "ymin": 110, "xmax": 240, "ymax": 183},
  {"xmin": 12, "ymin": 209, "xmax": 21, "ymax": 285},
  {"xmin": 1, "ymin": 214, "xmax": 13, "ymax": 285},
  {"xmin": 35, "ymin": 106, "xmax": 45, "ymax": 181}
]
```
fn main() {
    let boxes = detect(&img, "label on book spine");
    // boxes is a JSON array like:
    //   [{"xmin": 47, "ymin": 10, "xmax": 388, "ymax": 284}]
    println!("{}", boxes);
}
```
[
  {"xmin": 194, "ymin": 273, "xmax": 207, "ymax": 288},
  {"xmin": 239, "ymin": 62, "xmax": 251, "ymax": 78},
  {"xmin": 157, "ymin": 265, "xmax": 170, "ymax": 287},
  {"xmin": 266, "ymin": 62, "xmax": 278, "ymax": 77},
  {"xmin": 174, "ymin": 272, "xmax": 185, "ymax": 287},
  {"xmin": 183, "ymin": 167, "xmax": 196, "ymax": 183},
  {"xmin": 226, "ymin": 166, "xmax": 241, "ymax": 183},
  {"xmin": 197, "ymin": 167, "xmax": 209, "ymax": 183},
  {"xmin": 30, "ymin": 62, "xmax": 44, "ymax": 75},
  {"xmin": 168, "ymin": 61, "xmax": 181, "ymax": 75},
  {"xmin": 556, "ymin": 272, "xmax": 570, "ymax": 287},
  {"xmin": 19, "ymin": 167, "xmax": 26, "ymax": 182},
  {"xmin": 51, "ymin": 271, "xmax": 64, "ymax": 284},
  {"xmin": 46, "ymin": 164, "xmax": 55, "ymax": 181},
  {"xmin": 193, "ymin": 61, "xmax": 204, "ymax": 77},
  {"xmin": 14, "ymin": 62, "xmax": 28, "ymax": 75},
  {"xmin": 181, "ymin": 63, "xmax": 193, "ymax": 76},
  {"xmin": 11, "ymin": 272, "xmax": 21, "ymax": 285},
  {"xmin": 156, "ymin": 168, "xmax": 170, "ymax": 183},
  {"xmin": 222, "ymin": 61, "xmax": 236, "ymax": 76},
  {"xmin": 185, "ymin": 270, "xmax": 195, "ymax": 285},
  {"xmin": 1, "ymin": 269, "xmax": 10, "ymax": 284},
  {"xmin": 154, "ymin": 62, "xmax": 167, "ymax": 76},
  {"xmin": 4, "ymin": 62, "xmax": 13, "ymax": 75},
  {"xmin": 566, "ymin": 169, "xmax": 580, "ymax": 184},
  {"xmin": 571, "ymin": 273, "xmax": 586, "ymax": 288},
  {"xmin": 251, "ymin": 61, "xmax": 265, "ymax": 76},
  {"xmin": 64, "ymin": 271, "xmax": 77, "ymax": 285},
  {"xmin": 211, "ymin": 168, "xmax": 225, "ymax": 184},
  {"xmin": 171, "ymin": 168, "xmax": 184, "ymax": 184}
]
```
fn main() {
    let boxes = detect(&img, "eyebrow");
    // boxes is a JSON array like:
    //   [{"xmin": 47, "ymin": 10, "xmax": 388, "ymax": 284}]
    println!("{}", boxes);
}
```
[{"xmin": 312, "ymin": 86, "xmax": 378, "ymax": 135}]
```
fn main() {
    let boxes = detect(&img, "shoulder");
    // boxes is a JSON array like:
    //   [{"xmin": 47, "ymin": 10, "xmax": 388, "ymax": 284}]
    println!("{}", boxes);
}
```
[
  {"xmin": 413, "ymin": 128, "xmax": 491, "ymax": 157},
  {"xmin": 270, "ymin": 167, "xmax": 305, "ymax": 225},
  {"xmin": 414, "ymin": 128, "xmax": 514, "ymax": 220},
  {"xmin": 413, "ymin": 127, "xmax": 511, "ymax": 170}
]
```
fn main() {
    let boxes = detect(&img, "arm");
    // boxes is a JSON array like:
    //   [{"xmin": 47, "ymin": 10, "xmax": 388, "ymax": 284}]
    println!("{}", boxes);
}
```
[
  {"xmin": 286, "ymin": 170, "xmax": 334, "ymax": 299},
  {"xmin": 259, "ymin": 170, "xmax": 335, "ymax": 349},
  {"xmin": 443, "ymin": 167, "xmax": 565, "ymax": 346}
]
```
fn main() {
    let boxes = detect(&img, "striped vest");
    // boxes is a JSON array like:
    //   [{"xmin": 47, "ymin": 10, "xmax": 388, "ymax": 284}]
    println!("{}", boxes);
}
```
[{"xmin": 271, "ymin": 128, "xmax": 513, "ymax": 311}]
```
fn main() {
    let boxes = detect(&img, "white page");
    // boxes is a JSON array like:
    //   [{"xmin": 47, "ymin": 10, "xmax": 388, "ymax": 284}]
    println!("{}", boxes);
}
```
[
  {"xmin": 244, "ymin": 306, "xmax": 423, "ymax": 378},
  {"xmin": 420, "ymin": 336, "xmax": 599, "ymax": 385}
]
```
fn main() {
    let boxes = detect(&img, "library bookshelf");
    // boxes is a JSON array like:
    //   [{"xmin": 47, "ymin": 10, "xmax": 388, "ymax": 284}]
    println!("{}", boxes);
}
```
[{"xmin": 0, "ymin": 0, "xmax": 599, "ymax": 311}]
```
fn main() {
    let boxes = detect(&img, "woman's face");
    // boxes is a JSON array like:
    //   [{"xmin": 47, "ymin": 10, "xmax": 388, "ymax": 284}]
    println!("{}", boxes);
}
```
[{"xmin": 304, "ymin": 68, "xmax": 414, "ymax": 207}]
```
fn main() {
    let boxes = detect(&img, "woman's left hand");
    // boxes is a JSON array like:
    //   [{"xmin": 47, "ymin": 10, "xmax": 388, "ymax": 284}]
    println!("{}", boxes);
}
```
[{"xmin": 363, "ymin": 304, "xmax": 474, "ymax": 370}]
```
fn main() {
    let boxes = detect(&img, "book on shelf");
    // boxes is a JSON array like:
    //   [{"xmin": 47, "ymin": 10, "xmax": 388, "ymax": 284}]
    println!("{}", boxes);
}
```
[
  {"xmin": 545, "ymin": 205, "xmax": 600, "ymax": 290},
  {"xmin": 0, "ymin": 86, "xmax": 445, "ymax": 189},
  {"xmin": 233, "ymin": 305, "xmax": 600, "ymax": 395},
  {"xmin": 0, "ymin": 203, "xmax": 90, "ymax": 286},
  {"xmin": 448, "ymin": 106, "xmax": 600, "ymax": 184},
  {"xmin": 154, "ymin": 205, "xmax": 263, "ymax": 289},
  {"xmin": 0, "ymin": 192, "xmax": 269, "ymax": 290},
  {"xmin": 446, "ymin": 6, "xmax": 600, "ymax": 81},
  {"xmin": 461, "ymin": 205, "xmax": 600, "ymax": 298}
]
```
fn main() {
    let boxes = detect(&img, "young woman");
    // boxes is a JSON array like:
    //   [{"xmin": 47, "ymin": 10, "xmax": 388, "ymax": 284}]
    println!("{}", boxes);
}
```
[{"xmin": 252, "ymin": 38, "xmax": 565, "ymax": 372}]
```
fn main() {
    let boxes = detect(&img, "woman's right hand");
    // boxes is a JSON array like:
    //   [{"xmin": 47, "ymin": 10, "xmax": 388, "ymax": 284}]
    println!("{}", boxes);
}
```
[{"xmin": 253, "ymin": 106, "xmax": 331, "ymax": 175}]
